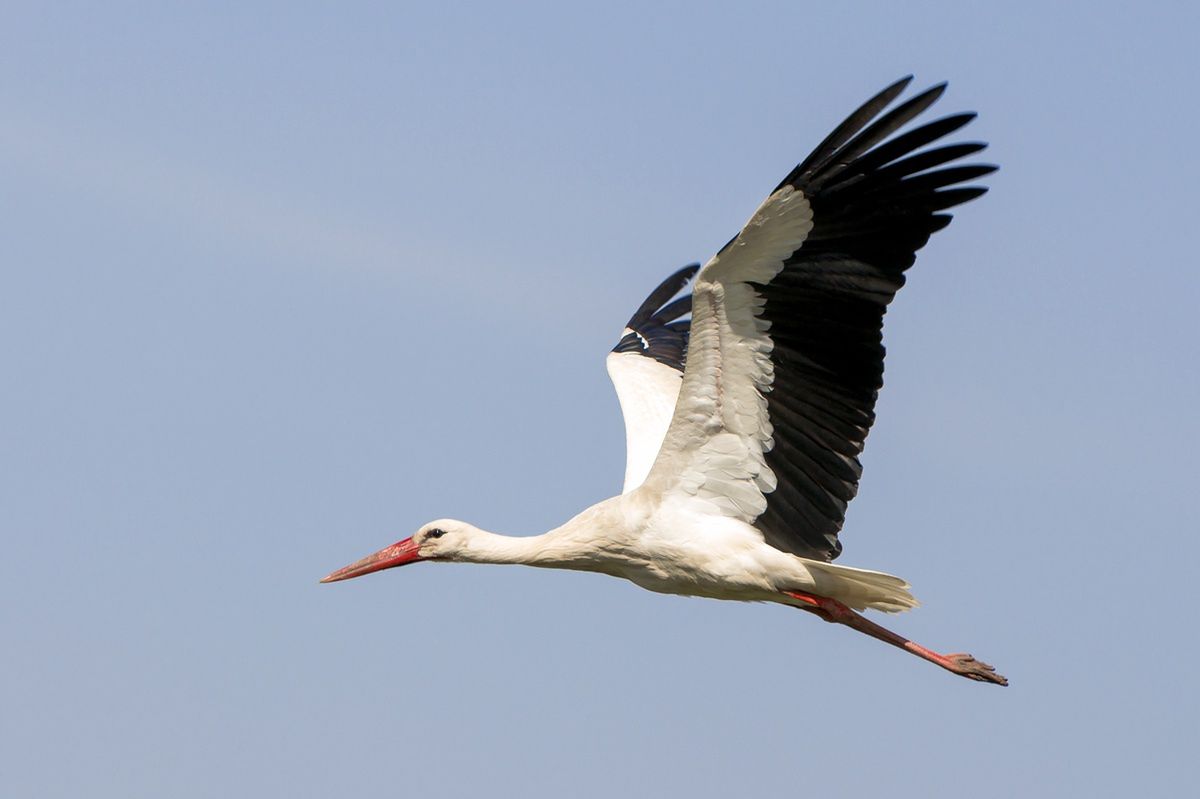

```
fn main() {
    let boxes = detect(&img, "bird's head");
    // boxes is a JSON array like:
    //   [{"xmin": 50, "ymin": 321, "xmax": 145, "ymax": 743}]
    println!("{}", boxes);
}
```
[{"xmin": 319, "ymin": 519, "xmax": 476, "ymax": 583}]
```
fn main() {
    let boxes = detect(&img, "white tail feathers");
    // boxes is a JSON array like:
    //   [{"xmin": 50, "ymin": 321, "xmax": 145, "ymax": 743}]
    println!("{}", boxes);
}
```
[{"xmin": 804, "ymin": 561, "xmax": 920, "ymax": 613}]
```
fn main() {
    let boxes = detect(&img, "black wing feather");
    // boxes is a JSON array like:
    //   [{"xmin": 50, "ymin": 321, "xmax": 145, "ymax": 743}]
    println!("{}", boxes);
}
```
[
  {"xmin": 751, "ymin": 79, "xmax": 992, "ymax": 562},
  {"xmin": 613, "ymin": 264, "xmax": 699, "ymax": 371},
  {"xmin": 782, "ymin": 76, "xmax": 914, "ymax": 191}
]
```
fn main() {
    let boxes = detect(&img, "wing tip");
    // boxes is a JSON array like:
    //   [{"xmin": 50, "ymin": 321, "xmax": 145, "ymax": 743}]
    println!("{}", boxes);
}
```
[{"xmin": 626, "ymin": 263, "xmax": 701, "ymax": 329}]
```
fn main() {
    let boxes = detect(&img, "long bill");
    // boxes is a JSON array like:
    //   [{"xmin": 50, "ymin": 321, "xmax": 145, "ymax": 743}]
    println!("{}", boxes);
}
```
[{"xmin": 320, "ymin": 537, "xmax": 425, "ymax": 583}]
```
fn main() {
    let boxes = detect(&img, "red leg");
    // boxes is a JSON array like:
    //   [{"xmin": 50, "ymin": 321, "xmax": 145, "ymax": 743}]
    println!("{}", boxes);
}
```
[{"xmin": 783, "ymin": 590, "xmax": 1008, "ymax": 686}]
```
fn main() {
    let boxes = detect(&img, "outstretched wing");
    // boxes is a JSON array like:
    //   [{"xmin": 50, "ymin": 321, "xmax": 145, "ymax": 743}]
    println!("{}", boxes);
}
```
[
  {"xmin": 643, "ymin": 77, "xmax": 994, "ymax": 561},
  {"xmin": 606, "ymin": 265, "xmax": 699, "ymax": 493}
]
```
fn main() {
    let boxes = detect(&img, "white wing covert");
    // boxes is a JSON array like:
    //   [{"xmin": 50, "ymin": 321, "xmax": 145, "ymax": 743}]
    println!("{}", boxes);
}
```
[
  {"xmin": 643, "ymin": 77, "xmax": 995, "ymax": 562},
  {"xmin": 606, "ymin": 265, "xmax": 698, "ymax": 493}
]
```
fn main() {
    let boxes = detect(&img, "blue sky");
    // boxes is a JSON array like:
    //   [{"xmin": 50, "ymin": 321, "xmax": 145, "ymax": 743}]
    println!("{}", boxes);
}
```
[{"xmin": 3, "ymin": 2, "xmax": 1197, "ymax": 796}]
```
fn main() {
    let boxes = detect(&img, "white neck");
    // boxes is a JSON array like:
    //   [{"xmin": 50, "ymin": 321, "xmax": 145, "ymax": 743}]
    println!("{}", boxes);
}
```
[
  {"xmin": 454, "ymin": 529, "xmax": 595, "ymax": 568},
  {"xmin": 451, "ymin": 503, "xmax": 624, "ymax": 571}
]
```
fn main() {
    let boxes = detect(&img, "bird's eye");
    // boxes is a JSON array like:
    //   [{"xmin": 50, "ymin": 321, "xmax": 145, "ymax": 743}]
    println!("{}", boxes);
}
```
[{"xmin": 426, "ymin": 528, "xmax": 446, "ymax": 539}]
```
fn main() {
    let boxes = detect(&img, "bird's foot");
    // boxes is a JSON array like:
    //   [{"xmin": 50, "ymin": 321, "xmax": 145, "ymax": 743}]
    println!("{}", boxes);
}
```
[{"xmin": 927, "ymin": 651, "xmax": 1008, "ymax": 686}]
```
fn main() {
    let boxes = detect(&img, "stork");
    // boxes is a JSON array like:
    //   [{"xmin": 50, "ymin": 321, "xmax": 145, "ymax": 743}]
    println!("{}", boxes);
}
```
[{"xmin": 322, "ymin": 76, "xmax": 1007, "ymax": 685}]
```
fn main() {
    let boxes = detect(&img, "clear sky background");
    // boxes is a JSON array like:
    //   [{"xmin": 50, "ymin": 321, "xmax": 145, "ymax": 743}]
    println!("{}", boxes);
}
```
[{"xmin": 3, "ymin": 2, "xmax": 1197, "ymax": 797}]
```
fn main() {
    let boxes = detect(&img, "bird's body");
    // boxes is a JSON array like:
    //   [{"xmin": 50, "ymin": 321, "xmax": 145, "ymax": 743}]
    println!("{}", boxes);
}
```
[
  {"xmin": 414, "ymin": 490, "xmax": 911, "ymax": 610},
  {"xmin": 323, "ymin": 77, "xmax": 1008, "ymax": 685}
]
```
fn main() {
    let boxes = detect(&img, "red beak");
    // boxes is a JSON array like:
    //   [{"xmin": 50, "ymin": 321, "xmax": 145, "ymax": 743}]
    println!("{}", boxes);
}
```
[{"xmin": 320, "ymin": 536, "xmax": 426, "ymax": 583}]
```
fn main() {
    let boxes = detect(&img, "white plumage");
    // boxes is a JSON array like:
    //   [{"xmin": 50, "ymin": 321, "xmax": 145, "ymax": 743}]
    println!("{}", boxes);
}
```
[
  {"xmin": 322, "ymin": 77, "xmax": 1007, "ymax": 685},
  {"xmin": 605, "ymin": 343, "xmax": 683, "ymax": 493}
]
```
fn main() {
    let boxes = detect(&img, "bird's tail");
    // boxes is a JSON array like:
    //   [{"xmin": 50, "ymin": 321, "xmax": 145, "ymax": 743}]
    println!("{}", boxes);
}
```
[{"xmin": 802, "ymin": 561, "xmax": 920, "ymax": 613}]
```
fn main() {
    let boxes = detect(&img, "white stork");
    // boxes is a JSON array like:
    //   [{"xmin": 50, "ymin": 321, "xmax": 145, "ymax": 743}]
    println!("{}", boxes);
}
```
[{"xmin": 322, "ymin": 77, "xmax": 1007, "ymax": 685}]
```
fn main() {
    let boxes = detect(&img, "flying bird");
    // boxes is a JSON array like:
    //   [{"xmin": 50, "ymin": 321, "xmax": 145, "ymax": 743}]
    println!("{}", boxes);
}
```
[{"xmin": 322, "ymin": 76, "xmax": 1007, "ymax": 686}]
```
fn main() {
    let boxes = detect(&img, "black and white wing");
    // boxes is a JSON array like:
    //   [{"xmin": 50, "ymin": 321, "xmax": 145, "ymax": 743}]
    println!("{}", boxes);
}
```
[
  {"xmin": 606, "ymin": 265, "xmax": 699, "ymax": 493},
  {"xmin": 644, "ymin": 77, "xmax": 995, "ymax": 561}
]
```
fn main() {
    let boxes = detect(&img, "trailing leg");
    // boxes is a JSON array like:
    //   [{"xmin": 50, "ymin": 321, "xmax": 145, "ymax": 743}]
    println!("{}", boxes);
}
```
[{"xmin": 783, "ymin": 590, "xmax": 1007, "ymax": 686}]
